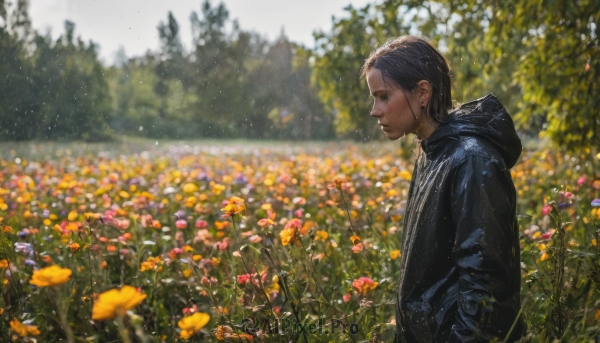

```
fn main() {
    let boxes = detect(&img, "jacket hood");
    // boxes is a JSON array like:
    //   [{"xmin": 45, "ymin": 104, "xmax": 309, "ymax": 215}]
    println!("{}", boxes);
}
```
[{"xmin": 420, "ymin": 93, "xmax": 522, "ymax": 168}]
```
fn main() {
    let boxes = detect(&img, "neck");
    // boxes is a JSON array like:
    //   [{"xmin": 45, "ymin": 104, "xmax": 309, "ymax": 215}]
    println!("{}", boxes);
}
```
[{"xmin": 415, "ymin": 119, "xmax": 440, "ymax": 140}]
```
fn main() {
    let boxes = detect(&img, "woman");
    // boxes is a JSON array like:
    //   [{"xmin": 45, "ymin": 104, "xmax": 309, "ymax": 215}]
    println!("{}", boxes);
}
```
[{"xmin": 361, "ymin": 36, "xmax": 524, "ymax": 342}]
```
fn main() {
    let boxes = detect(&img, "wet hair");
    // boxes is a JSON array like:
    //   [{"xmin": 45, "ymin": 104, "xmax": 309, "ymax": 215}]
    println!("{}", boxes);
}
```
[{"xmin": 360, "ymin": 36, "xmax": 453, "ymax": 123}]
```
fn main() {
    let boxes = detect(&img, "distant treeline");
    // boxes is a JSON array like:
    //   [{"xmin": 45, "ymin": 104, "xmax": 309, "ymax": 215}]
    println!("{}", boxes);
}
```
[
  {"xmin": 0, "ymin": 1, "xmax": 332, "ymax": 141},
  {"xmin": 1, "ymin": 0, "xmax": 597, "ymax": 149}
]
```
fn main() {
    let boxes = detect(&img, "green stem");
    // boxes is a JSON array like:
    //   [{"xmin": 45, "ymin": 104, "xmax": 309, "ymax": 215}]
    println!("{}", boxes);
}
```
[{"xmin": 116, "ymin": 313, "xmax": 133, "ymax": 343}]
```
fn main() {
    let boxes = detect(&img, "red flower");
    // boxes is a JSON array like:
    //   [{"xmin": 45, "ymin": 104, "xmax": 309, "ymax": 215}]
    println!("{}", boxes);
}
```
[{"xmin": 237, "ymin": 274, "xmax": 251, "ymax": 287}]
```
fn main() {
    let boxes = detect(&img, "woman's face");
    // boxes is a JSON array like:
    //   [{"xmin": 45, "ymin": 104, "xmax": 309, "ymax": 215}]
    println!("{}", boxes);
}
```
[{"xmin": 366, "ymin": 68, "xmax": 422, "ymax": 140}]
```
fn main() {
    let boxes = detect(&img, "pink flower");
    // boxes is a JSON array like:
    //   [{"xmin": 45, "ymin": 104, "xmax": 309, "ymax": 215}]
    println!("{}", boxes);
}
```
[
  {"xmin": 169, "ymin": 248, "xmax": 183, "ymax": 259},
  {"xmin": 113, "ymin": 218, "xmax": 130, "ymax": 230},
  {"xmin": 195, "ymin": 220, "xmax": 208, "ymax": 228},
  {"xmin": 237, "ymin": 274, "xmax": 251, "ymax": 287},
  {"xmin": 542, "ymin": 205, "xmax": 552, "ymax": 216},
  {"xmin": 284, "ymin": 218, "xmax": 303, "ymax": 230},
  {"xmin": 214, "ymin": 237, "xmax": 230, "ymax": 251},
  {"xmin": 577, "ymin": 175, "xmax": 587, "ymax": 186},
  {"xmin": 559, "ymin": 191, "xmax": 574, "ymax": 199},
  {"xmin": 193, "ymin": 229, "xmax": 212, "ymax": 244},
  {"xmin": 141, "ymin": 214, "xmax": 153, "ymax": 228},
  {"xmin": 200, "ymin": 276, "xmax": 218, "ymax": 286},
  {"xmin": 351, "ymin": 243, "xmax": 364, "ymax": 254},
  {"xmin": 343, "ymin": 293, "xmax": 351, "ymax": 303},
  {"xmin": 294, "ymin": 209, "xmax": 304, "ymax": 218},
  {"xmin": 176, "ymin": 219, "xmax": 187, "ymax": 229}
]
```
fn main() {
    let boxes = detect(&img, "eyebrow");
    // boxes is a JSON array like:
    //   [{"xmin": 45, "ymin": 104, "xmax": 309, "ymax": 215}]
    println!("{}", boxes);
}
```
[{"xmin": 370, "ymin": 90, "xmax": 387, "ymax": 97}]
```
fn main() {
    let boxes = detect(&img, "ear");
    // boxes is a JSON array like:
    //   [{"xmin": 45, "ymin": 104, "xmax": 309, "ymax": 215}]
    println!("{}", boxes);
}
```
[{"xmin": 415, "ymin": 80, "xmax": 432, "ymax": 107}]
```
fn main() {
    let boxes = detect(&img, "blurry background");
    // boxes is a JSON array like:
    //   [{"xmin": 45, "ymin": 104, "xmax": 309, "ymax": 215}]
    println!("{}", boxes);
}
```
[{"xmin": 0, "ymin": 0, "xmax": 598, "ymax": 151}]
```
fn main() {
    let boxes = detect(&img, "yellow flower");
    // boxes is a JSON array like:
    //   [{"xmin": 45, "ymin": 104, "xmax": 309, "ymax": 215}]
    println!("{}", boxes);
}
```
[
  {"xmin": 178, "ymin": 312, "xmax": 211, "ymax": 340},
  {"xmin": 211, "ymin": 257, "xmax": 220, "ymax": 266},
  {"xmin": 279, "ymin": 227, "xmax": 298, "ymax": 246},
  {"xmin": 389, "ymin": 250, "xmax": 401, "ymax": 260},
  {"xmin": 192, "ymin": 254, "xmax": 202, "ymax": 261},
  {"xmin": 183, "ymin": 269, "xmax": 193, "ymax": 278},
  {"xmin": 92, "ymin": 285, "xmax": 147, "ymax": 321},
  {"xmin": 220, "ymin": 196, "xmax": 246, "ymax": 215},
  {"xmin": 183, "ymin": 183, "xmax": 198, "ymax": 193},
  {"xmin": 68, "ymin": 210, "xmax": 78, "ymax": 221},
  {"xmin": 0, "ymin": 259, "xmax": 8, "ymax": 269},
  {"xmin": 10, "ymin": 318, "xmax": 40, "ymax": 337},
  {"xmin": 540, "ymin": 252, "xmax": 550, "ymax": 262},
  {"xmin": 314, "ymin": 230, "xmax": 328, "ymax": 241},
  {"xmin": 30, "ymin": 265, "xmax": 72, "ymax": 287},
  {"xmin": 350, "ymin": 235, "xmax": 361, "ymax": 245}
]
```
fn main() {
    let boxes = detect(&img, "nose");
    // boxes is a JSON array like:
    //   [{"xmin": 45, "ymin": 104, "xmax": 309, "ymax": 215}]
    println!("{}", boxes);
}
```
[{"xmin": 370, "ymin": 103, "xmax": 382, "ymax": 118}]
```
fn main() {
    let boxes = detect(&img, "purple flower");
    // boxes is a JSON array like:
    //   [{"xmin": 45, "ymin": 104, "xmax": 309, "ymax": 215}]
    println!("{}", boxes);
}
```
[
  {"xmin": 591, "ymin": 199, "xmax": 600, "ymax": 207},
  {"xmin": 14, "ymin": 242, "xmax": 33, "ymax": 254},
  {"xmin": 557, "ymin": 202, "xmax": 572, "ymax": 210},
  {"xmin": 24, "ymin": 259, "xmax": 36, "ymax": 266}
]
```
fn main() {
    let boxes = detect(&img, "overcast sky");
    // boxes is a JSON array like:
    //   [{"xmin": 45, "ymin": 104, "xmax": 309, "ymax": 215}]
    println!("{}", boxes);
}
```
[{"xmin": 29, "ymin": 0, "xmax": 374, "ymax": 65}]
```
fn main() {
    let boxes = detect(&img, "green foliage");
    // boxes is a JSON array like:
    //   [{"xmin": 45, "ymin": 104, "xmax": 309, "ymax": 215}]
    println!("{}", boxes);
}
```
[
  {"xmin": 1, "ymin": 0, "xmax": 598, "ymax": 148},
  {"xmin": 313, "ymin": 0, "xmax": 598, "ymax": 149}
]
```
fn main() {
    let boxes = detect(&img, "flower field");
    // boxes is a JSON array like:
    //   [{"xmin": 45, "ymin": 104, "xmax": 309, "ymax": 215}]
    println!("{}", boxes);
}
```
[{"xmin": 1, "ymin": 140, "xmax": 600, "ymax": 342}]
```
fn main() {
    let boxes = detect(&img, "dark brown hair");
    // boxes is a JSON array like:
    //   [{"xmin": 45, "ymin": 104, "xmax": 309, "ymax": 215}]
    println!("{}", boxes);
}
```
[{"xmin": 361, "ymin": 36, "xmax": 453, "ymax": 123}]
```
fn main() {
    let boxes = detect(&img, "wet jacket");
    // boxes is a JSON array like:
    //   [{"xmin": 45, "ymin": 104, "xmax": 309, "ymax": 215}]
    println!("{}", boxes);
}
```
[{"xmin": 394, "ymin": 94, "xmax": 524, "ymax": 342}]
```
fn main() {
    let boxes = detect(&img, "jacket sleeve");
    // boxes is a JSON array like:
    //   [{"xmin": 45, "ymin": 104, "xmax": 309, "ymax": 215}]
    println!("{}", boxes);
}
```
[{"xmin": 448, "ymin": 155, "xmax": 518, "ymax": 342}]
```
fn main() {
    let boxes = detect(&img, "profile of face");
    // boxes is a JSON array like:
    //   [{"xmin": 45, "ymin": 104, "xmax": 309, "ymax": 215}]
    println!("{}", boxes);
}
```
[{"xmin": 366, "ymin": 68, "xmax": 432, "ymax": 140}]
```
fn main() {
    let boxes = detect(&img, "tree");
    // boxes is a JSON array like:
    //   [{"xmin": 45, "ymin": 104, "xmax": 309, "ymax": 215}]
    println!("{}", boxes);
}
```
[
  {"xmin": 0, "ymin": 0, "xmax": 37, "ymax": 140},
  {"xmin": 487, "ymin": 0, "xmax": 599, "ymax": 151},
  {"xmin": 31, "ymin": 21, "xmax": 112, "ymax": 141}
]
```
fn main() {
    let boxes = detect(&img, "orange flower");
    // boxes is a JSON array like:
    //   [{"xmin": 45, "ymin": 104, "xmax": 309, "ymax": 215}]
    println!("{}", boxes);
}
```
[
  {"xmin": 10, "ymin": 318, "xmax": 40, "ymax": 337},
  {"xmin": 389, "ymin": 250, "xmax": 401, "ymax": 260},
  {"xmin": 92, "ymin": 286, "xmax": 147, "ymax": 321},
  {"xmin": 30, "ymin": 265, "xmax": 72, "ymax": 287},
  {"xmin": 314, "ymin": 230, "xmax": 328, "ymax": 241},
  {"xmin": 100, "ymin": 261, "xmax": 108, "ymax": 269},
  {"xmin": 215, "ymin": 221, "xmax": 229, "ymax": 230},
  {"xmin": 350, "ymin": 235, "xmax": 361, "ymax": 245},
  {"xmin": 140, "ymin": 256, "xmax": 161, "ymax": 272},
  {"xmin": 215, "ymin": 325, "xmax": 233, "ymax": 340},
  {"xmin": 0, "ymin": 259, "xmax": 8, "ymax": 269},
  {"xmin": 68, "ymin": 242, "xmax": 80, "ymax": 253},
  {"xmin": 352, "ymin": 277, "xmax": 378, "ymax": 295},
  {"xmin": 258, "ymin": 218, "xmax": 275, "ymax": 227}
]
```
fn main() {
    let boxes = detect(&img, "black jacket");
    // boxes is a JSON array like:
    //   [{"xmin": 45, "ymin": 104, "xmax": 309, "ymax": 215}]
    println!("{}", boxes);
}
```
[{"xmin": 394, "ymin": 94, "xmax": 524, "ymax": 342}]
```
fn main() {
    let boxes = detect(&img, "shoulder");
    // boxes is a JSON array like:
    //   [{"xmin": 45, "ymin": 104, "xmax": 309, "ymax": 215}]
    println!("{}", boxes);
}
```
[{"xmin": 449, "ymin": 135, "xmax": 507, "ymax": 170}]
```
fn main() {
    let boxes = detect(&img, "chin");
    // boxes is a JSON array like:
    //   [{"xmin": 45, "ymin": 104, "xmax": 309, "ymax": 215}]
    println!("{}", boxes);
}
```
[{"xmin": 385, "ymin": 132, "xmax": 404, "ymax": 140}]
